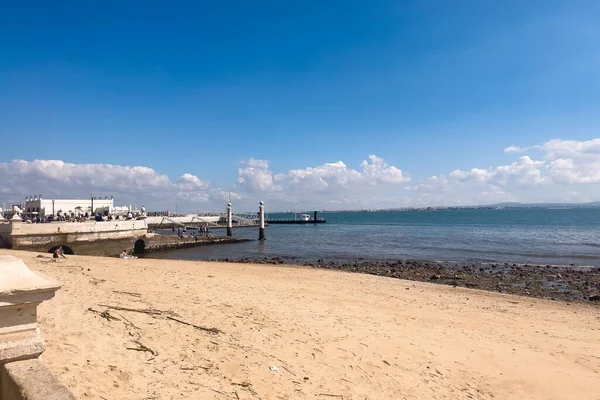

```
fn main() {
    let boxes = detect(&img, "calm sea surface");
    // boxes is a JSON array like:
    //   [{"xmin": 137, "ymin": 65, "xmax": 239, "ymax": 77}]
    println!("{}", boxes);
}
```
[{"xmin": 148, "ymin": 209, "xmax": 600, "ymax": 266}]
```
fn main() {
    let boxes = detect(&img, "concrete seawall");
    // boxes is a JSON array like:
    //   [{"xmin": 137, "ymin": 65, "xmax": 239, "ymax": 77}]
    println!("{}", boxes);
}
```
[
  {"xmin": 0, "ymin": 219, "xmax": 252, "ymax": 257},
  {"xmin": 0, "ymin": 219, "xmax": 149, "ymax": 256}
]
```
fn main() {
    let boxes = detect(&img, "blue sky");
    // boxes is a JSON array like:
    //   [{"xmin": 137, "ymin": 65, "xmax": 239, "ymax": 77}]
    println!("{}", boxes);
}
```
[{"xmin": 1, "ymin": 1, "xmax": 600, "ymax": 210}]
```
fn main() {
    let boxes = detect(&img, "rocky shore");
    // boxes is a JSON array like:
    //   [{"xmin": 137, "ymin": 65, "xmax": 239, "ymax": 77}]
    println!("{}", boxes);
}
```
[{"xmin": 206, "ymin": 256, "xmax": 600, "ymax": 303}]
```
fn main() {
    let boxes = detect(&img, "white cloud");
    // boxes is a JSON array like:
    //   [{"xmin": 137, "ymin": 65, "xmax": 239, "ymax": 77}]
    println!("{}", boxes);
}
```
[
  {"xmin": 232, "ymin": 155, "xmax": 410, "ymax": 210},
  {"xmin": 499, "ymin": 139, "xmax": 600, "ymax": 185},
  {"xmin": 449, "ymin": 156, "xmax": 546, "ymax": 188},
  {"xmin": 4, "ymin": 159, "xmax": 172, "ymax": 191},
  {"xmin": 504, "ymin": 144, "xmax": 542, "ymax": 153},
  {"xmin": 276, "ymin": 154, "xmax": 409, "ymax": 192},
  {"xmin": 236, "ymin": 158, "xmax": 281, "ymax": 192},
  {"xmin": 504, "ymin": 145, "xmax": 525, "ymax": 153},
  {"xmin": 542, "ymin": 138, "xmax": 600, "ymax": 160},
  {"xmin": 176, "ymin": 173, "xmax": 210, "ymax": 190},
  {"xmin": 421, "ymin": 138, "xmax": 600, "ymax": 206},
  {"xmin": 3, "ymin": 139, "xmax": 600, "ymax": 211},
  {"xmin": 542, "ymin": 139, "xmax": 600, "ymax": 184},
  {"xmin": 0, "ymin": 159, "xmax": 225, "ymax": 210}
]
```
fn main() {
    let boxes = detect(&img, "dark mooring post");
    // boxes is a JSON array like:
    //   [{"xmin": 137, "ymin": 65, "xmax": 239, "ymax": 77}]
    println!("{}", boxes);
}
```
[
  {"xmin": 258, "ymin": 201, "xmax": 266, "ymax": 240},
  {"xmin": 314, "ymin": 210, "xmax": 318, "ymax": 221},
  {"xmin": 226, "ymin": 202, "xmax": 233, "ymax": 237}
]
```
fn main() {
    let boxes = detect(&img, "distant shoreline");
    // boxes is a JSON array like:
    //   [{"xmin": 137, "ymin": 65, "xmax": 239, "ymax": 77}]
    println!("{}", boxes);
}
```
[{"xmin": 268, "ymin": 204, "xmax": 600, "ymax": 213}]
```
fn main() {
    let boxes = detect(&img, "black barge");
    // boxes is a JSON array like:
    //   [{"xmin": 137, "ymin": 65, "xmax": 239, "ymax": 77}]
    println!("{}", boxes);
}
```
[{"xmin": 266, "ymin": 211, "xmax": 326, "ymax": 224}]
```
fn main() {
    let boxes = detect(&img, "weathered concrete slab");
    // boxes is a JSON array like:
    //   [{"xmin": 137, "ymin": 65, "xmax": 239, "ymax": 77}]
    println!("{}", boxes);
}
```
[
  {"xmin": 0, "ymin": 256, "xmax": 60, "ymax": 364},
  {"xmin": 1, "ymin": 359, "xmax": 76, "ymax": 400},
  {"xmin": 0, "ymin": 257, "xmax": 74, "ymax": 399},
  {"xmin": 0, "ymin": 256, "xmax": 61, "ymax": 299}
]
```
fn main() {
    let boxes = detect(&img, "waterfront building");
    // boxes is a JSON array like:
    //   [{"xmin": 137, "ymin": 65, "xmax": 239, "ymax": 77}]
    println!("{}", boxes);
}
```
[{"xmin": 22, "ymin": 195, "xmax": 130, "ymax": 219}]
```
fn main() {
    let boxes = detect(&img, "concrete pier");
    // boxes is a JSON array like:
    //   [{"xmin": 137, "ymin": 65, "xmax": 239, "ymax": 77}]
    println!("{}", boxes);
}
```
[{"xmin": 141, "ymin": 235, "xmax": 249, "ymax": 254}]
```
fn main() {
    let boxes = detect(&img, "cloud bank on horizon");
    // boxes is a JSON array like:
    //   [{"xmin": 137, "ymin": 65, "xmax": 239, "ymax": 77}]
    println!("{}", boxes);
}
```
[{"xmin": 1, "ymin": 138, "xmax": 599, "ymax": 211}]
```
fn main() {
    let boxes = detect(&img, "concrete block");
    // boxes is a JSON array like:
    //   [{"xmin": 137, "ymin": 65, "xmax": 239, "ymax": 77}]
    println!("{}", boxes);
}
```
[{"xmin": 1, "ymin": 359, "xmax": 76, "ymax": 400}]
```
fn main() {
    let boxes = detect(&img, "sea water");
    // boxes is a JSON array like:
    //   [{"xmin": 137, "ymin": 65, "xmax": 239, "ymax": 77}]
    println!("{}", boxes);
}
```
[{"xmin": 149, "ymin": 208, "xmax": 600, "ymax": 266}]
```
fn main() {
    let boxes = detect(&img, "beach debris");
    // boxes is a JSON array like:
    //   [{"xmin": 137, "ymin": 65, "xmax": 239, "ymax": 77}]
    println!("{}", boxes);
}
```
[
  {"xmin": 269, "ymin": 365, "xmax": 278, "ymax": 372},
  {"xmin": 195, "ymin": 383, "xmax": 231, "ymax": 397},
  {"xmin": 112, "ymin": 290, "xmax": 142, "ymax": 298},
  {"xmin": 231, "ymin": 380, "xmax": 258, "ymax": 396},
  {"xmin": 181, "ymin": 363, "xmax": 212, "ymax": 371},
  {"xmin": 281, "ymin": 365, "xmax": 296, "ymax": 376},
  {"xmin": 97, "ymin": 304, "xmax": 224, "ymax": 337},
  {"xmin": 318, "ymin": 394, "xmax": 344, "ymax": 399},
  {"xmin": 87, "ymin": 307, "xmax": 121, "ymax": 322},
  {"xmin": 98, "ymin": 304, "xmax": 176, "ymax": 316},
  {"xmin": 127, "ymin": 340, "xmax": 158, "ymax": 356},
  {"xmin": 116, "ymin": 313, "xmax": 142, "ymax": 330},
  {"xmin": 231, "ymin": 381, "xmax": 251, "ymax": 388},
  {"xmin": 589, "ymin": 295, "xmax": 600, "ymax": 301},
  {"xmin": 166, "ymin": 315, "xmax": 224, "ymax": 334}
]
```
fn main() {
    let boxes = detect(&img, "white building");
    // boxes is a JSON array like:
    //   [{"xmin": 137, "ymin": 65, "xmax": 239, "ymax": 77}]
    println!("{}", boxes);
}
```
[{"xmin": 22, "ymin": 195, "xmax": 129, "ymax": 218}]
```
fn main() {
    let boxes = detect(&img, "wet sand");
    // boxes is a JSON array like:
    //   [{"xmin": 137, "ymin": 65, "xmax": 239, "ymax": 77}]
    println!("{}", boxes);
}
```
[
  {"xmin": 194, "ymin": 256, "xmax": 600, "ymax": 304},
  {"xmin": 4, "ymin": 249, "xmax": 600, "ymax": 399}
]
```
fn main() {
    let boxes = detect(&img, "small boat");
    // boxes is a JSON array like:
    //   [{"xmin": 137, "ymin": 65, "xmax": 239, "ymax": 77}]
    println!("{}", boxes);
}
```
[{"xmin": 300, "ymin": 213, "xmax": 311, "ymax": 221}]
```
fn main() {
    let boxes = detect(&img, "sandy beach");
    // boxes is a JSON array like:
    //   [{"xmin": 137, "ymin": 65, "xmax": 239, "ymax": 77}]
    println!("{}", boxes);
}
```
[{"xmin": 4, "ymin": 249, "xmax": 599, "ymax": 399}]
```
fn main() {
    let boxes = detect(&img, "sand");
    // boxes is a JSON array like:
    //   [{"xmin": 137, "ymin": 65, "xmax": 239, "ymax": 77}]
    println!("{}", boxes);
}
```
[{"xmin": 3, "ymin": 249, "xmax": 599, "ymax": 399}]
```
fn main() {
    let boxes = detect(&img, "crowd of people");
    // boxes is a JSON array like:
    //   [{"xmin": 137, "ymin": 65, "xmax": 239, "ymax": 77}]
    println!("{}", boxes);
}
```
[
  {"xmin": 172, "ymin": 225, "xmax": 212, "ymax": 239},
  {"xmin": 21, "ymin": 211, "xmax": 138, "ymax": 223}
]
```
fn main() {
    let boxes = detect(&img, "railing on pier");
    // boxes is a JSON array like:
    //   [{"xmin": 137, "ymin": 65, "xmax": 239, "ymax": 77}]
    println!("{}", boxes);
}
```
[
  {"xmin": 148, "ymin": 213, "xmax": 260, "ymax": 229},
  {"xmin": 210, "ymin": 212, "xmax": 260, "ymax": 228}
]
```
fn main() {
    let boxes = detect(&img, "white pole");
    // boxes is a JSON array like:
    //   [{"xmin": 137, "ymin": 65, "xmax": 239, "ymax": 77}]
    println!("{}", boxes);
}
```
[
  {"xmin": 227, "ymin": 202, "xmax": 233, "ymax": 237},
  {"xmin": 259, "ymin": 201, "xmax": 265, "ymax": 240}
]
